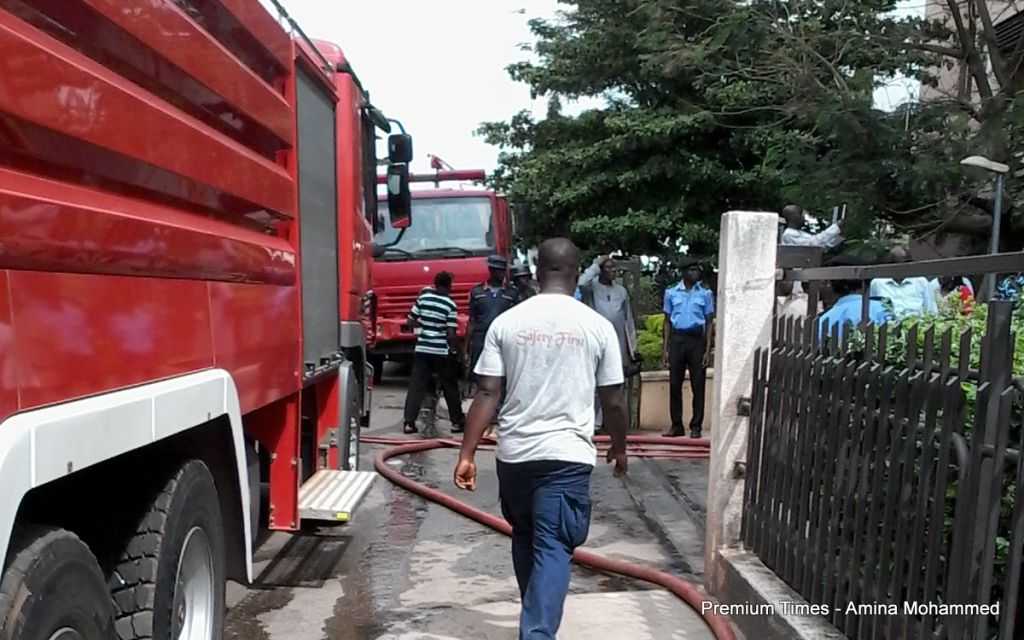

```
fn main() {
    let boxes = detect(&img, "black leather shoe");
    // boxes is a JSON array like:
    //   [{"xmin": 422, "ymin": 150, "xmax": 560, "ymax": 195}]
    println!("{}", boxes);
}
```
[
  {"xmin": 663, "ymin": 427, "xmax": 686, "ymax": 437},
  {"xmin": 690, "ymin": 429, "xmax": 703, "ymax": 439}
]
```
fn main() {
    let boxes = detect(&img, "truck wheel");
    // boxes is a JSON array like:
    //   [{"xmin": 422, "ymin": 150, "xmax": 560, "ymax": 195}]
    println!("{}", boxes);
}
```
[
  {"xmin": 0, "ymin": 526, "xmax": 116, "ymax": 640},
  {"xmin": 109, "ymin": 461, "xmax": 225, "ymax": 640}
]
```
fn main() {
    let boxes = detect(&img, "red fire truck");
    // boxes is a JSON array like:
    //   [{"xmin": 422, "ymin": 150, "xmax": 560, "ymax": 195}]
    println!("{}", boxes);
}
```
[
  {"xmin": 0, "ymin": 2, "xmax": 406, "ymax": 638},
  {"xmin": 369, "ymin": 170, "xmax": 513, "ymax": 381}
]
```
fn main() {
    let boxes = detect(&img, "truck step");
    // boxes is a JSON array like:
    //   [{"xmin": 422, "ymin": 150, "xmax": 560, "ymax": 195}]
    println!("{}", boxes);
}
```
[{"xmin": 298, "ymin": 469, "xmax": 377, "ymax": 523}]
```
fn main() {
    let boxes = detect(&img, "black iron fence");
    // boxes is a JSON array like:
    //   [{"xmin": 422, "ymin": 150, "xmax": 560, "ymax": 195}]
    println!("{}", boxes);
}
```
[{"xmin": 743, "ymin": 251, "xmax": 1024, "ymax": 639}]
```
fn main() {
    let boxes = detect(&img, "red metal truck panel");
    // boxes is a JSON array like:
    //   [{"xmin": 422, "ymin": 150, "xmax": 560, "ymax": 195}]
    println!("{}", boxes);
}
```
[
  {"xmin": 215, "ymin": 0, "xmax": 292, "ymax": 72},
  {"xmin": 0, "ymin": 11, "xmax": 295, "ymax": 218},
  {"xmin": 8, "ymin": 272, "xmax": 215, "ymax": 410},
  {"xmin": 0, "ymin": 168, "xmax": 295, "ymax": 285},
  {"xmin": 79, "ymin": 0, "xmax": 293, "ymax": 146},
  {"xmin": 0, "ymin": 275, "xmax": 15, "ymax": 418},
  {"xmin": 209, "ymin": 283, "xmax": 299, "ymax": 413},
  {"xmin": 245, "ymin": 394, "xmax": 300, "ymax": 529}
]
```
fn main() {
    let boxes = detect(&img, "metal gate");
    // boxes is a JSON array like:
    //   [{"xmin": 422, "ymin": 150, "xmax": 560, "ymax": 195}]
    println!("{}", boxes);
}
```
[{"xmin": 744, "ymin": 300, "xmax": 1022, "ymax": 639}]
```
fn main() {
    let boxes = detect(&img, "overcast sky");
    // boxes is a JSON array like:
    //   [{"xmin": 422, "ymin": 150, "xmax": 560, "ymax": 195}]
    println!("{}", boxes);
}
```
[
  {"xmin": 261, "ymin": 0, "xmax": 923, "ymax": 172},
  {"xmin": 260, "ymin": 0, "xmax": 600, "ymax": 174}
]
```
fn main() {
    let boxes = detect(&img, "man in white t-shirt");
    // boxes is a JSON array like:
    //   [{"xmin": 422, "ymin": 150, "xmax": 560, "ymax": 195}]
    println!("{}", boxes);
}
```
[{"xmin": 454, "ymin": 237, "xmax": 629, "ymax": 640}]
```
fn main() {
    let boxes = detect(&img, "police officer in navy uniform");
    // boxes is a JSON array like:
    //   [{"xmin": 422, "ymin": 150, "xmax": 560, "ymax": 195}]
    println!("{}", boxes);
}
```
[
  {"xmin": 661, "ymin": 257, "xmax": 715, "ymax": 438},
  {"xmin": 464, "ymin": 255, "xmax": 517, "ymax": 381},
  {"xmin": 510, "ymin": 262, "xmax": 538, "ymax": 303}
]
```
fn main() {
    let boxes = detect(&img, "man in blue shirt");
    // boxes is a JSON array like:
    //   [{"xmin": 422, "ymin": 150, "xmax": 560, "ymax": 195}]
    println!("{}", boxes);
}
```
[
  {"xmin": 662, "ymin": 258, "xmax": 715, "ymax": 438},
  {"xmin": 818, "ymin": 255, "xmax": 890, "ymax": 339}
]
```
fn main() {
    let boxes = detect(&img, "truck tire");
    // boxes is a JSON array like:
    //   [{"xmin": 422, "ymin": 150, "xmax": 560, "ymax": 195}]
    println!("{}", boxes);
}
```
[
  {"xmin": 108, "ymin": 461, "xmax": 225, "ymax": 640},
  {"xmin": 0, "ymin": 526, "xmax": 116, "ymax": 640}
]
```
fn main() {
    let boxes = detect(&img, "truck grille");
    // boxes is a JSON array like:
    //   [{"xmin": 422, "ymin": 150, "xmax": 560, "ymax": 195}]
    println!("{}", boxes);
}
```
[{"xmin": 378, "ymin": 286, "xmax": 473, "ymax": 317}]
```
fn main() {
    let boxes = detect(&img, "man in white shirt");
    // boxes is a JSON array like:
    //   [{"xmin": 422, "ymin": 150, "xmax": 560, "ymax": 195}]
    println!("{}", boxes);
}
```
[
  {"xmin": 454, "ymin": 238, "xmax": 629, "ymax": 640},
  {"xmin": 779, "ymin": 205, "xmax": 845, "ymax": 296},
  {"xmin": 869, "ymin": 247, "xmax": 938, "ymax": 318},
  {"xmin": 779, "ymin": 204, "xmax": 845, "ymax": 248}
]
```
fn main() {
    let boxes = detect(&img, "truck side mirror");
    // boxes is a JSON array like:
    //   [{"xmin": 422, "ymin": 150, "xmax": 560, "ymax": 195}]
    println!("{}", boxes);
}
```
[
  {"xmin": 386, "ymin": 163, "xmax": 411, "ymax": 228},
  {"xmin": 388, "ymin": 133, "xmax": 413, "ymax": 164}
]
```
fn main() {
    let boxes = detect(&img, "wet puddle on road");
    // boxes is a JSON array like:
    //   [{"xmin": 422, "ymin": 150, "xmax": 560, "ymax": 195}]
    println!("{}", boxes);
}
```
[{"xmin": 226, "ymin": 455, "xmax": 433, "ymax": 640}]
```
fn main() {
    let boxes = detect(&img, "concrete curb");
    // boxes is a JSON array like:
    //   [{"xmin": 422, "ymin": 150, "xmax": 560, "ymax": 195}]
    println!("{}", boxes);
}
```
[{"xmin": 712, "ymin": 548, "xmax": 845, "ymax": 640}]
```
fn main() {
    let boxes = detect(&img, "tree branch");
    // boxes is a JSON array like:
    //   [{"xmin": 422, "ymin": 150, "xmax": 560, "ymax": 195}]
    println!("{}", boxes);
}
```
[
  {"xmin": 943, "ymin": 0, "xmax": 994, "ymax": 99},
  {"xmin": 970, "ymin": 0, "xmax": 1010, "ymax": 87},
  {"xmin": 909, "ymin": 41, "xmax": 965, "ymax": 58}
]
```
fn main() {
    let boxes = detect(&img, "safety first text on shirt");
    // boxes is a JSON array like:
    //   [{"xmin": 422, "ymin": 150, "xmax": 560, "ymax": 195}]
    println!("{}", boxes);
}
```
[{"xmin": 515, "ymin": 329, "xmax": 585, "ymax": 348}]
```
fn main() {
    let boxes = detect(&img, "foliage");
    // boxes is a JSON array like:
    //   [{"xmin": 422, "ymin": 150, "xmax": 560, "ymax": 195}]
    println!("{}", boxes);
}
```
[
  {"xmin": 634, "ymin": 273, "xmax": 665, "ymax": 317},
  {"xmin": 485, "ymin": 0, "xmax": 1024, "ymax": 259},
  {"xmin": 636, "ymin": 314, "xmax": 664, "ymax": 371},
  {"xmin": 479, "ymin": 0, "xmax": 784, "ymax": 258},
  {"xmin": 844, "ymin": 295, "xmax": 1022, "ymax": 625},
  {"xmin": 850, "ymin": 294, "xmax": 1023, "ymax": 390}
]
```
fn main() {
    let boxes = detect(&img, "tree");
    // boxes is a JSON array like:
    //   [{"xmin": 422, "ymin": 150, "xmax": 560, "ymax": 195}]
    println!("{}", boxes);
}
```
[
  {"xmin": 486, "ymin": 0, "xmax": 1024, "ymax": 258},
  {"xmin": 479, "ymin": 0, "xmax": 788, "ymax": 258},
  {"xmin": 644, "ymin": 0, "xmax": 1024, "ymax": 252}
]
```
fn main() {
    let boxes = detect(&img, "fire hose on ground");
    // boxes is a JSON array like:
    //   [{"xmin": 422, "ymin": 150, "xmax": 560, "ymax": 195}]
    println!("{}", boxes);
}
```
[{"xmin": 362, "ymin": 433, "xmax": 738, "ymax": 640}]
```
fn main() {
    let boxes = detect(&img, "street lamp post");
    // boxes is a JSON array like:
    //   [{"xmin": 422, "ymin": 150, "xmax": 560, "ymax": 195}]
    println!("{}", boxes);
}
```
[{"xmin": 960, "ymin": 155, "xmax": 1010, "ymax": 300}]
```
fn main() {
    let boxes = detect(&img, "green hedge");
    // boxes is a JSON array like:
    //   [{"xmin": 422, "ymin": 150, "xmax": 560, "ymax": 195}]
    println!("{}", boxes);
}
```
[{"xmin": 637, "ymin": 314, "xmax": 663, "ymax": 371}]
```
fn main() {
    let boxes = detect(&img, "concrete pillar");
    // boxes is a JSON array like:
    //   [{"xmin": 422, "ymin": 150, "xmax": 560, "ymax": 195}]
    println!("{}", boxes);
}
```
[{"xmin": 705, "ymin": 211, "xmax": 778, "ymax": 594}]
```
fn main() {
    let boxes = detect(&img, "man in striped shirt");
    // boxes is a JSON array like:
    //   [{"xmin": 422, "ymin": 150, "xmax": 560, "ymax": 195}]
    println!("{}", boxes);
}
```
[{"xmin": 403, "ymin": 271, "xmax": 466, "ymax": 435}]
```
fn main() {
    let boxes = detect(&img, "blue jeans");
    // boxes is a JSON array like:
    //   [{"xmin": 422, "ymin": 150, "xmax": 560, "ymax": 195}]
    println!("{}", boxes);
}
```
[{"xmin": 497, "ymin": 459, "xmax": 593, "ymax": 640}]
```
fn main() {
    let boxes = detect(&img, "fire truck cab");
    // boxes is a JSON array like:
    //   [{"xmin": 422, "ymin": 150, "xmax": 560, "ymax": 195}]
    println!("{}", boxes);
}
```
[{"xmin": 369, "ymin": 171, "xmax": 512, "ymax": 380}]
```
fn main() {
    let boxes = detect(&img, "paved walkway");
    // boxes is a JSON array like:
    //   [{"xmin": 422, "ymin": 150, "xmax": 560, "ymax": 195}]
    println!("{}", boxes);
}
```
[{"xmin": 226, "ymin": 376, "xmax": 717, "ymax": 639}]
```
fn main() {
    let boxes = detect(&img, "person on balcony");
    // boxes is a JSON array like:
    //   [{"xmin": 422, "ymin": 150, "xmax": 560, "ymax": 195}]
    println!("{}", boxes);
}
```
[{"xmin": 780, "ymin": 204, "xmax": 845, "ymax": 249}]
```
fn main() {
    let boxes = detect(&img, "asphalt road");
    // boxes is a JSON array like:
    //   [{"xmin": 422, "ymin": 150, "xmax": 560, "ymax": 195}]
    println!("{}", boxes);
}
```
[{"xmin": 224, "ymin": 369, "xmax": 715, "ymax": 639}]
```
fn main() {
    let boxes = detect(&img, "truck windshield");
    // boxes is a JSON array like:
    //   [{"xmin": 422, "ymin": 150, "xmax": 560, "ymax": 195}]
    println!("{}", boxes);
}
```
[{"xmin": 376, "ymin": 196, "xmax": 494, "ymax": 260}]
